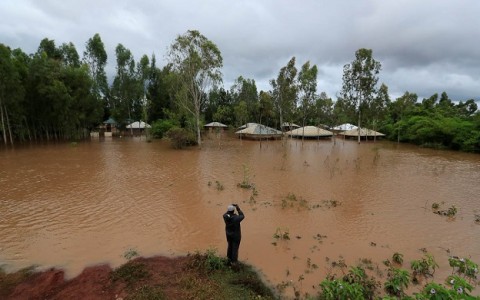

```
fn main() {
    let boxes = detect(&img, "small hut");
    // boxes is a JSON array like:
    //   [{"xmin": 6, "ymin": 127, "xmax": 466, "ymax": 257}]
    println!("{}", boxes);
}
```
[
  {"xmin": 337, "ymin": 127, "xmax": 385, "ymax": 140},
  {"xmin": 204, "ymin": 122, "xmax": 228, "ymax": 132},
  {"xmin": 126, "ymin": 121, "xmax": 151, "ymax": 136},
  {"xmin": 101, "ymin": 117, "xmax": 118, "ymax": 137},
  {"xmin": 286, "ymin": 126, "xmax": 333, "ymax": 139},
  {"xmin": 235, "ymin": 123, "xmax": 283, "ymax": 140}
]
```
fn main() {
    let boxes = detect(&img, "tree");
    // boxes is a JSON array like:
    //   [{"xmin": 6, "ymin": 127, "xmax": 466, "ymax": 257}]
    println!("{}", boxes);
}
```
[
  {"xmin": 59, "ymin": 42, "xmax": 80, "ymax": 67},
  {"xmin": 388, "ymin": 91, "xmax": 417, "ymax": 142},
  {"xmin": 0, "ymin": 44, "xmax": 23, "ymax": 145},
  {"xmin": 147, "ymin": 59, "xmax": 174, "ymax": 122},
  {"xmin": 297, "ymin": 61, "xmax": 318, "ymax": 143},
  {"xmin": 137, "ymin": 54, "xmax": 150, "ymax": 136},
  {"xmin": 167, "ymin": 30, "xmax": 223, "ymax": 147},
  {"xmin": 367, "ymin": 83, "xmax": 390, "ymax": 141},
  {"xmin": 111, "ymin": 44, "xmax": 143, "ymax": 132},
  {"xmin": 83, "ymin": 33, "xmax": 108, "ymax": 111},
  {"xmin": 230, "ymin": 76, "xmax": 259, "ymax": 122},
  {"xmin": 341, "ymin": 48, "xmax": 381, "ymax": 143},
  {"xmin": 207, "ymin": 87, "xmax": 234, "ymax": 124},
  {"xmin": 270, "ymin": 57, "xmax": 297, "ymax": 131},
  {"xmin": 314, "ymin": 92, "xmax": 335, "ymax": 128},
  {"xmin": 258, "ymin": 91, "xmax": 274, "ymax": 127}
]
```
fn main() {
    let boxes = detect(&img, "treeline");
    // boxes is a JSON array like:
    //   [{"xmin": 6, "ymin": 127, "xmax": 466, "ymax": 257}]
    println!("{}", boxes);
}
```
[{"xmin": 1, "ymin": 32, "xmax": 479, "ymax": 152}]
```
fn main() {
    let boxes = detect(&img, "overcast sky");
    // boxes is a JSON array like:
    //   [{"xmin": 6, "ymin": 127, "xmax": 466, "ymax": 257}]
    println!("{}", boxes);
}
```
[{"xmin": 1, "ymin": 0, "xmax": 479, "ymax": 102}]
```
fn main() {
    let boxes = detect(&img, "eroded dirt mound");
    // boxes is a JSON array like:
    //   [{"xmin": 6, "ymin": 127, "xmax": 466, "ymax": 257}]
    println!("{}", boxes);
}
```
[{"xmin": 4, "ymin": 256, "xmax": 191, "ymax": 300}]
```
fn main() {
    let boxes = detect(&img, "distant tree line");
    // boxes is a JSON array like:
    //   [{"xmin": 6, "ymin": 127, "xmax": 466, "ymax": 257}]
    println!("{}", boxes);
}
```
[{"xmin": 0, "ymin": 31, "xmax": 479, "ymax": 151}]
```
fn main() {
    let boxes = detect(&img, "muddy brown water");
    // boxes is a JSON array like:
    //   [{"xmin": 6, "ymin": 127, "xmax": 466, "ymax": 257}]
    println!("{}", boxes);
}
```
[{"xmin": 1, "ymin": 134, "xmax": 479, "ymax": 297}]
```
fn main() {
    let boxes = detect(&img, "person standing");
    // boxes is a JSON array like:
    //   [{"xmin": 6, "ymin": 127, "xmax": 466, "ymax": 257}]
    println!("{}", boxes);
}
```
[{"xmin": 223, "ymin": 204, "xmax": 245, "ymax": 264}]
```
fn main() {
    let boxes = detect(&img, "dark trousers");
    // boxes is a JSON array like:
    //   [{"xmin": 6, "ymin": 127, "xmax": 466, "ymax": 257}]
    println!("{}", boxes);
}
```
[{"xmin": 227, "ymin": 237, "xmax": 241, "ymax": 263}]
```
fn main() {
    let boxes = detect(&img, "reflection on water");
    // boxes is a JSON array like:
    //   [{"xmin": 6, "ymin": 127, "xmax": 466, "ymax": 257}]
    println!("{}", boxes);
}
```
[{"xmin": 1, "ymin": 135, "xmax": 480, "ymax": 296}]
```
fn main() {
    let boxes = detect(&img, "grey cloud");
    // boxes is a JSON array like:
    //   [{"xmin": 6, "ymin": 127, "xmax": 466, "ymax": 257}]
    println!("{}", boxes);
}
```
[{"xmin": 1, "ymin": 0, "xmax": 478, "ymax": 102}]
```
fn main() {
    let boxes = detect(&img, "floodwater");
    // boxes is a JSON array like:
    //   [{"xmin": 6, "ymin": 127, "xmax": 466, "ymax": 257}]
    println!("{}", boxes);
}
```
[{"xmin": 1, "ymin": 134, "xmax": 480, "ymax": 297}]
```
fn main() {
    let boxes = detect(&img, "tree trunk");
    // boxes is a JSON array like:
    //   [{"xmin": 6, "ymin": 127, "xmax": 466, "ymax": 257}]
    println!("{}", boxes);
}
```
[
  {"xmin": 5, "ymin": 105, "xmax": 13, "ymax": 145},
  {"xmin": 0, "ymin": 103, "xmax": 7, "ymax": 145},
  {"xmin": 24, "ymin": 117, "xmax": 32, "ymax": 141},
  {"xmin": 357, "ymin": 110, "xmax": 361, "ymax": 144}
]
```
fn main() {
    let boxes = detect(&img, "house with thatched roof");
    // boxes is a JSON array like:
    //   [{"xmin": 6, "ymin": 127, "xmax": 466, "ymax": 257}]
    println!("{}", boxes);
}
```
[
  {"xmin": 286, "ymin": 126, "xmax": 333, "ymax": 139},
  {"xmin": 337, "ymin": 127, "xmax": 385, "ymax": 140},
  {"xmin": 204, "ymin": 122, "xmax": 228, "ymax": 132},
  {"xmin": 235, "ymin": 123, "xmax": 283, "ymax": 140}
]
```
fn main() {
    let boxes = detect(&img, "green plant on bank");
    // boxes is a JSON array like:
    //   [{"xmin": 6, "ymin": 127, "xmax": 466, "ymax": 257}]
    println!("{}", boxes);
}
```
[
  {"xmin": 415, "ymin": 279, "xmax": 476, "ymax": 300},
  {"xmin": 318, "ymin": 278, "xmax": 365, "ymax": 300},
  {"xmin": 384, "ymin": 267, "xmax": 410, "ymax": 297},
  {"xmin": 128, "ymin": 285, "xmax": 166, "ymax": 300},
  {"xmin": 449, "ymin": 257, "xmax": 479, "ymax": 281},
  {"xmin": 342, "ymin": 266, "xmax": 379, "ymax": 299},
  {"xmin": 111, "ymin": 261, "xmax": 150, "ymax": 288},
  {"xmin": 237, "ymin": 164, "xmax": 255, "ymax": 189},
  {"xmin": 411, "ymin": 253, "xmax": 439, "ymax": 282},
  {"xmin": 185, "ymin": 249, "xmax": 276, "ymax": 299},
  {"xmin": 187, "ymin": 248, "xmax": 226, "ymax": 274}
]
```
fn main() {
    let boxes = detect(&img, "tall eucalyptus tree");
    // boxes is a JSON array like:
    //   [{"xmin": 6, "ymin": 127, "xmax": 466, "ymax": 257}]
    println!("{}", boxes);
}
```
[
  {"xmin": 341, "ymin": 48, "xmax": 381, "ymax": 143},
  {"xmin": 297, "ymin": 61, "xmax": 318, "ymax": 143},
  {"xmin": 167, "ymin": 30, "xmax": 223, "ymax": 147},
  {"xmin": 83, "ymin": 33, "xmax": 108, "ymax": 112},
  {"xmin": 270, "ymin": 57, "xmax": 297, "ymax": 132}
]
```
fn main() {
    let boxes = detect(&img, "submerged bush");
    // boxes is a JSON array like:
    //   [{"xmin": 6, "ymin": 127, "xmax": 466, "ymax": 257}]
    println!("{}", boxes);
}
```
[
  {"xmin": 165, "ymin": 127, "xmax": 197, "ymax": 149},
  {"xmin": 150, "ymin": 119, "xmax": 177, "ymax": 139}
]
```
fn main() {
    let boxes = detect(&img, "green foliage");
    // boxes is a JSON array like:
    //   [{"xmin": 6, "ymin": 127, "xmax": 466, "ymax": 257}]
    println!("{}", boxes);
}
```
[
  {"xmin": 128, "ymin": 285, "xmax": 166, "ymax": 300},
  {"xmin": 342, "ymin": 266, "xmax": 379, "ymax": 299},
  {"xmin": 318, "ymin": 279, "xmax": 365, "ymax": 300},
  {"xmin": 411, "ymin": 253, "xmax": 439, "ymax": 279},
  {"xmin": 165, "ymin": 126, "xmax": 197, "ymax": 149},
  {"xmin": 150, "ymin": 119, "xmax": 177, "ymax": 138},
  {"xmin": 111, "ymin": 261, "xmax": 150, "ymax": 287},
  {"xmin": 433, "ymin": 203, "xmax": 458, "ymax": 217},
  {"xmin": 185, "ymin": 249, "xmax": 276, "ymax": 299},
  {"xmin": 215, "ymin": 180, "xmax": 224, "ymax": 191},
  {"xmin": 448, "ymin": 257, "xmax": 479, "ymax": 280},
  {"xmin": 273, "ymin": 227, "xmax": 290, "ymax": 240},
  {"xmin": 167, "ymin": 30, "xmax": 223, "ymax": 147},
  {"xmin": 281, "ymin": 193, "xmax": 309, "ymax": 209},
  {"xmin": 237, "ymin": 164, "xmax": 255, "ymax": 189},
  {"xmin": 124, "ymin": 248, "xmax": 139, "ymax": 260},
  {"xmin": 384, "ymin": 267, "xmax": 410, "ymax": 296},
  {"xmin": 187, "ymin": 248, "xmax": 227, "ymax": 274},
  {"xmin": 392, "ymin": 252, "xmax": 404, "ymax": 265}
]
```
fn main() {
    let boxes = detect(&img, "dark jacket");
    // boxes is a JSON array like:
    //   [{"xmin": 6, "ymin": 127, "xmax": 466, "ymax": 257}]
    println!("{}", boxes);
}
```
[{"xmin": 223, "ymin": 207, "xmax": 244, "ymax": 240}]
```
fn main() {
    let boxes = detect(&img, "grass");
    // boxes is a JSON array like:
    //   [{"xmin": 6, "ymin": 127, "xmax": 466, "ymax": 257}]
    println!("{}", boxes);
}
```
[
  {"xmin": 184, "ymin": 250, "xmax": 277, "ymax": 299},
  {"xmin": 0, "ymin": 266, "xmax": 36, "ymax": 298},
  {"xmin": 111, "ymin": 261, "xmax": 150, "ymax": 287}
]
